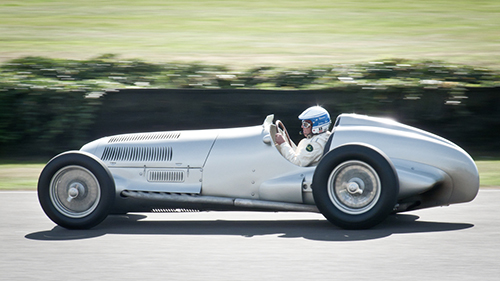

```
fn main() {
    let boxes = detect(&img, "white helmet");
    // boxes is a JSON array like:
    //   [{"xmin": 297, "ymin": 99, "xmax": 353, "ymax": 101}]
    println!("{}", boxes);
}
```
[{"xmin": 298, "ymin": 106, "xmax": 331, "ymax": 134}]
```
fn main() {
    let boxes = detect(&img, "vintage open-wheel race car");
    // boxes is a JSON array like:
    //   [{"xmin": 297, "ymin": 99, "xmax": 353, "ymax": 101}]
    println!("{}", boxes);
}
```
[{"xmin": 37, "ymin": 113, "xmax": 479, "ymax": 230}]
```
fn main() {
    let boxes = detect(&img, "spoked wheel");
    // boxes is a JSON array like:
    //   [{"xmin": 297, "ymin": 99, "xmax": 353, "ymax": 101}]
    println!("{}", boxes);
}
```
[
  {"xmin": 49, "ymin": 165, "xmax": 102, "ymax": 219},
  {"xmin": 38, "ymin": 151, "xmax": 115, "ymax": 229},
  {"xmin": 313, "ymin": 144, "xmax": 399, "ymax": 229},
  {"xmin": 328, "ymin": 160, "xmax": 381, "ymax": 215}
]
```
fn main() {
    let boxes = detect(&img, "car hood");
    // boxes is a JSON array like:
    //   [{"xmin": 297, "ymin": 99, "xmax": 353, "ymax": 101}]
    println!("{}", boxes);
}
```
[{"xmin": 80, "ymin": 129, "xmax": 219, "ymax": 168}]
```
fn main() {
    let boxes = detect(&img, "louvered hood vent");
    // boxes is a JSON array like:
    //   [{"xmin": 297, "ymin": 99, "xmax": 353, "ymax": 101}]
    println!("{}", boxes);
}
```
[
  {"xmin": 108, "ymin": 132, "xmax": 181, "ymax": 143},
  {"xmin": 101, "ymin": 146, "xmax": 173, "ymax": 162},
  {"xmin": 148, "ymin": 170, "xmax": 184, "ymax": 182}
]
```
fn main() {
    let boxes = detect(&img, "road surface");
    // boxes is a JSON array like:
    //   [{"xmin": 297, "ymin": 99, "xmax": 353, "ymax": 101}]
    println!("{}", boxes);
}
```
[{"xmin": 1, "ymin": 190, "xmax": 499, "ymax": 280}]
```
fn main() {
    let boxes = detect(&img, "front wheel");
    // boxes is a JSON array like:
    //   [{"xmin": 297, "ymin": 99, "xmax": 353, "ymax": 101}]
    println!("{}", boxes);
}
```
[
  {"xmin": 38, "ymin": 151, "xmax": 115, "ymax": 229},
  {"xmin": 313, "ymin": 144, "xmax": 399, "ymax": 229}
]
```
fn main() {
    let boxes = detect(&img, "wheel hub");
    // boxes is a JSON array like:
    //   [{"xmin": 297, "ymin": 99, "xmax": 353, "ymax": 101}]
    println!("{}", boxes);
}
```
[
  {"xmin": 327, "ymin": 160, "xmax": 381, "ymax": 215},
  {"xmin": 67, "ymin": 182, "xmax": 85, "ymax": 202},
  {"xmin": 346, "ymin": 178, "xmax": 364, "ymax": 195},
  {"xmin": 49, "ymin": 165, "xmax": 101, "ymax": 218}
]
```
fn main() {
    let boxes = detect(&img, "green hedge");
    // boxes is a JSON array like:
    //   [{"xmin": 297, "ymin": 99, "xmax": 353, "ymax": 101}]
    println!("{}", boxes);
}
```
[
  {"xmin": 0, "ymin": 82, "xmax": 101, "ymax": 155},
  {"xmin": 3, "ymin": 55, "xmax": 499, "ymax": 89},
  {"xmin": 1, "ymin": 55, "xmax": 499, "ymax": 157}
]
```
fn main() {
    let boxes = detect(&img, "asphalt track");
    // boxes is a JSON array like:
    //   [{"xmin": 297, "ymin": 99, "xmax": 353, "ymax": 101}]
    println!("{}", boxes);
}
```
[{"xmin": 1, "ymin": 190, "xmax": 499, "ymax": 281}]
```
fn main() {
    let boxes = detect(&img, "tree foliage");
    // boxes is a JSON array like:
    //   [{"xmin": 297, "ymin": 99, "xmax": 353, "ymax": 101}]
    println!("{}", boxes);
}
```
[{"xmin": 1, "ymin": 55, "xmax": 499, "ymax": 156}]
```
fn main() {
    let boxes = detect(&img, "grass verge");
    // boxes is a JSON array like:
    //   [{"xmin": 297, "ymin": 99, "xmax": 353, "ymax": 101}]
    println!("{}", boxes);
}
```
[
  {"xmin": 0, "ymin": 163, "xmax": 44, "ymax": 190},
  {"xmin": 475, "ymin": 160, "xmax": 500, "ymax": 188},
  {"xmin": 1, "ymin": 0, "xmax": 499, "ymax": 68}
]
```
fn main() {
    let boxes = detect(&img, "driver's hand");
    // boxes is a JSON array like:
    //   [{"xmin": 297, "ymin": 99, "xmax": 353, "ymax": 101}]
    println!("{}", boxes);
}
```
[{"xmin": 275, "ymin": 134, "xmax": 285, "ymax": 145}]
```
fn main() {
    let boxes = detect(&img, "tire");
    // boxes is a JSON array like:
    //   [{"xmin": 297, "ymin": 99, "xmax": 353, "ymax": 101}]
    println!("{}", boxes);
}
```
[
  {"xmin": 37, "ymin": 151, "xmax": 115, "ymax": 229},
  {"xmin": 312, "ymin": 144, "xmax": 399, "ymax": 229}
]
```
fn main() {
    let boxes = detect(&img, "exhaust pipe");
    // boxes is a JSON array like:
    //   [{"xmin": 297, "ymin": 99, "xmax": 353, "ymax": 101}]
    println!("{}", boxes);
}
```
[{"xmin": 121, "ymin": 190, "xmax": 319, "ymax": 213}]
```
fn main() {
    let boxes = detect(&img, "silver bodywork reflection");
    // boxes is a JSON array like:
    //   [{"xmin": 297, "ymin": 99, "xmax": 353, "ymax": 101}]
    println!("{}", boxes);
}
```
[{"xmin": 80, "ymin": 113, "xmax": 479, "ymax": 214}]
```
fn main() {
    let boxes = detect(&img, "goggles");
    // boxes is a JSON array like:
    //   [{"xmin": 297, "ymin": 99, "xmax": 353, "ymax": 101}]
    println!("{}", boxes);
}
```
[{"xmin": 302, "ymin": 120, "xmax": 312, "ymax": 128}]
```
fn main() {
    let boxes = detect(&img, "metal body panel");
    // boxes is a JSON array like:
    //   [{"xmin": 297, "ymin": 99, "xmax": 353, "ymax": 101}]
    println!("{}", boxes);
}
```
[
  {"xmin": 76, "ymin": 113, "xmax": 479, "ymax": 213},
  {"xmin": 80, "ymin": 129, "xmax": 220, "ymax": 194},
  {"xmin": 200, "ymin": 123, "xmax": 312, "ymax": 201},
  {"xmin": 330, "ymin": 114, "xmax": 479, "ymax": 206},
  {"xmin": 259, "ymin": 172, "xmax": 309, "ymax": 203},
  {"xmin": 81, "ymin": 129, "xmax": 218, "ymax": 168},
  {"xmin": 391, "ymin": 159, "xmax": 448, "ymax": 199},
  {"xmin": 109, "ymin": 167, "xmax": 203, "ymax": 193}
]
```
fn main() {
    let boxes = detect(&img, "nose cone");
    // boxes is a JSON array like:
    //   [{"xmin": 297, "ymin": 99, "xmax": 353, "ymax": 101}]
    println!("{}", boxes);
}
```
[{"xmin": 447, "ymin": 152, "xmax": 480, "ymax": 204}]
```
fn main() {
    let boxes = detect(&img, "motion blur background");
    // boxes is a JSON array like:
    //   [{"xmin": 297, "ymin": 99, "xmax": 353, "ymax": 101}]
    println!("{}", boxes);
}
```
[
  {"xmin": 1, "ymin": 0, "xmax": 499, "ymax": 67},
  {"xmin": 1, "ymin": 0, "xmax": 499, "ymax": 159}
]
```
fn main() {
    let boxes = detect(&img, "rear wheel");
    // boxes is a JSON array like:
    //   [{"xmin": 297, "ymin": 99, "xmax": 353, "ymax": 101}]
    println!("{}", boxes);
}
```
[
  {"xmin": 328, "ymin": 160, "xmax": 381, "ymax": 215},
  {"xmin": 38, "ymin": 152, "xmax": 115, "ymax": 229},
  {"xmin": 313, "ymin": 144, "xmax": 398, "ymax": 229}
]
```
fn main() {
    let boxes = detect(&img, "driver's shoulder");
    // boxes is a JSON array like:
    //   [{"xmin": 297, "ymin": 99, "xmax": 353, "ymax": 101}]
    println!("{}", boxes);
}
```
[{"xmin": 311, "ymin": 131, "xmax": 331, "ymax": 143}]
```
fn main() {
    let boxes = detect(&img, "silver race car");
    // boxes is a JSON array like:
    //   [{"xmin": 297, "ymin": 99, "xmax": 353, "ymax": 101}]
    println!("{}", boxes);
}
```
[{"xmin": 38, "ymin": 113, "xmax": 479, "ymax": 229}]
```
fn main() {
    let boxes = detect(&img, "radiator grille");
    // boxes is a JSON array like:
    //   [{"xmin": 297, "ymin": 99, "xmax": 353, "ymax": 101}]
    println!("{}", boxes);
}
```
[
  {"xmin": 148, "ymin": 170, "xmax": 184, "ymax": 182},
  {"xmin": 101, "ymin": 146, "xmax": 173, "ymax": 162},
  {"xmin": 108, "ymin": 132, "xmax": 181, "ymax": 143}
]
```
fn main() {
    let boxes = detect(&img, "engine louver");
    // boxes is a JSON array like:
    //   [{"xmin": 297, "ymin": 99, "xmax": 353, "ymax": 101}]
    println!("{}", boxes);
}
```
[
  {"xmin": 108, "ymin": 132, "xmax": 181, "ymax": 143},
  {"xmin": 148, "ymin": 170, "xmax": 184, "ymax": 182},
  {"xmin": 101, "ymin": 146, "xmax": 173, "ymax": 162},
  {"xmin": 151, "ymin": 208, "xmax": 200, "ymax": 213}
]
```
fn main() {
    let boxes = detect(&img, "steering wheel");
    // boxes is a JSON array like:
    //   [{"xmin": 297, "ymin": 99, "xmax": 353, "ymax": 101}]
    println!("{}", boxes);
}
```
[{"xmin": 275, "ymin": 120, "xmax": 294, "ymax": 147}]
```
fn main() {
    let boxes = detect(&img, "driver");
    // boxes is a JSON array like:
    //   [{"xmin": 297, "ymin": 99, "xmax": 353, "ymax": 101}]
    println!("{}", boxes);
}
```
[{"xmin": 275, "ymin": 106, "xmax": 331, "ymax": 166}]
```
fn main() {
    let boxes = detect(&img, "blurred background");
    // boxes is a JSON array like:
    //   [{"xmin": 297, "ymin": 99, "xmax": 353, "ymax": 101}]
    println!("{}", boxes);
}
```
[
  {"xmin": 0, "ymin": 0, "xmax": 499, "ymax": 188},
  {"xmin": 1, "ymin": 0, "xmax": 499, "ymax": 68}
]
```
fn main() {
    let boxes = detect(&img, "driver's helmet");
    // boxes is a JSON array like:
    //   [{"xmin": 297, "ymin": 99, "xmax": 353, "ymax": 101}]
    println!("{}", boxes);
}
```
[{"xmin": 298, "ymin": 106, "xmax": 331, "ymax": 134}]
